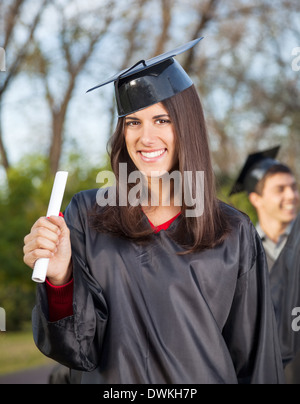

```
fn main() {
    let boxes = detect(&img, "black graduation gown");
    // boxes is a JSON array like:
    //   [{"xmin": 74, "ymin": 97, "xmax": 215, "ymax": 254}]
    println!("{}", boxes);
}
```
[
  {"xmin": 32, "ymin": 189, "xmax": 284, "ymax": 384},
  {"xmin": 270, "ymin": 213, "xmax": 300, "ymax": 367}
]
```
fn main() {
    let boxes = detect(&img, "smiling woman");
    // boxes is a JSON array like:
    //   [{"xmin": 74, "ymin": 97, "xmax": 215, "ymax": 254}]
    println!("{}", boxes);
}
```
[
  {"xmin": 124, "ymin": 104, "xmax": 177, "ymax": 177},
  {"xmin": 24, "ymin": 38, "xmax": 285, "ymax": 384},
  {"xmin": 96, "ymin": 83, "xmax": 229, "ymax": 245}
]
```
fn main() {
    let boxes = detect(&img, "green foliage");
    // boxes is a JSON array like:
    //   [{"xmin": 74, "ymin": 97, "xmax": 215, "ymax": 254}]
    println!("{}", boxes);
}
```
[
  {"xmin": 216, "ymin": 174, "xmax": 258, "ymax": 225},
  {"xmin": 0, "ymin": 153, "xmax": 110, "ymax": 330}
]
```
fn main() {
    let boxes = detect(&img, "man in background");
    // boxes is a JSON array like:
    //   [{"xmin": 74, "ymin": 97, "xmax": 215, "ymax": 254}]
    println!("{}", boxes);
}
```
[
  {"xmin": 230, "ymin": 145, "xmax": 300, "ymax": 383},
  {"xmin": 229, "ymin": 145, "xmax": 299, "ymax": 272}
]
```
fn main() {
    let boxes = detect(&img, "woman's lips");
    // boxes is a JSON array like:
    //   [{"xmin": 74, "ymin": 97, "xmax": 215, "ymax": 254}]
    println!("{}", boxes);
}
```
[{"xmin": 138, "ymin": 148, "xmax": 166, "ymax": 162}]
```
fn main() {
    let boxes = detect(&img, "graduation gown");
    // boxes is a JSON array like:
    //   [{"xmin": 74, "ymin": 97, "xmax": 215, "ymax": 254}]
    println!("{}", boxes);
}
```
[
  {"xmin": 32, "ymin": 189, "xmax": 284, "ymax": 384},
  {"xmin": 270, "ymin": 213, "xmax": 300, "ymax": 366}
]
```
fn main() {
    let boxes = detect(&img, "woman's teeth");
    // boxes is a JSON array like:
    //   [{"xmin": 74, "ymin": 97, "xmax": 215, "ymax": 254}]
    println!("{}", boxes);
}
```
[{"xmin": 140, "ymin": 149, "xmax": 165, "ymax": 158}]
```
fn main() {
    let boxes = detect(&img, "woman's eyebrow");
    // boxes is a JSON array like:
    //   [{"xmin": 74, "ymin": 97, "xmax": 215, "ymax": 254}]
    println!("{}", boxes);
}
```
[
  {"xmin": 125, "ymin": 116, "xmax": 140, "ymax": 121},
  {"xmin": 153, "ymin": 114, "xmax": 170, "ymax": 119},
  {"xmin": 125, "ymin": 114, "xmax": 170, "ymax": 120}
]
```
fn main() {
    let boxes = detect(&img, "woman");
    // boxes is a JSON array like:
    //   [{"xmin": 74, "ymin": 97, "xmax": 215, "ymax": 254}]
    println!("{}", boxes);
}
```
[{"xmin": 23, "ymin": 39, "xmax": 284, "ymax": 384}]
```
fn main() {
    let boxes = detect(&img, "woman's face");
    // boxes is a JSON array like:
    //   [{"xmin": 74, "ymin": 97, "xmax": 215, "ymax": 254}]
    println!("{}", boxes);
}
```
[{"xmin": 124, "ymin": 102, "xmax": 178, "ymax": 178}]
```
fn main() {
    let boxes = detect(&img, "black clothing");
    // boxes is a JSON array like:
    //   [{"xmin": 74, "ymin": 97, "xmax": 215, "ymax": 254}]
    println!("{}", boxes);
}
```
[
  {"xmin": 32, "ymin": 189, "xmax": 284, "ymax": 384},
  {"xmin": 270, "ymin": 213, "xmax": 300, "ymax": 367},
  {"xmin": 87, "ymin": 38, "xmax": 202, "ymax": 117}
]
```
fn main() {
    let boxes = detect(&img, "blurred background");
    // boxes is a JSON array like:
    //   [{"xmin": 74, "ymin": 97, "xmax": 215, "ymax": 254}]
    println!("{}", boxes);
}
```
[{"xmin": 0, "ymin": 0, "xmax": 299, "ymax": 381}]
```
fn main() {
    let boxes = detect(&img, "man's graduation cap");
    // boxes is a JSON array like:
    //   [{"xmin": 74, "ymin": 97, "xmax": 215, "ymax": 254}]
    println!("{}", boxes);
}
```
[
  {"xmin": 87, "ymin": 37, "xmax": 203, "ymax": 117},
  {"xmin": 229, "ymin": 145, "xmax": 281, "ymax": 196}
]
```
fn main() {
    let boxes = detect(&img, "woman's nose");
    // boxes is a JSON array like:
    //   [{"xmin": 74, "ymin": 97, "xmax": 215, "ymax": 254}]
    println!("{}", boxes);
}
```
[{"xmin": 139, "ymin": 123, "xmax": 156, "ymax": 146}]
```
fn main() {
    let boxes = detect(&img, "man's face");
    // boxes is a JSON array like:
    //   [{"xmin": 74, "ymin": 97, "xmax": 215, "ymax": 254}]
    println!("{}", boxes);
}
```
[{"xmin": 254, "ymin": 173, "xmax": 299, "ymax": 224}]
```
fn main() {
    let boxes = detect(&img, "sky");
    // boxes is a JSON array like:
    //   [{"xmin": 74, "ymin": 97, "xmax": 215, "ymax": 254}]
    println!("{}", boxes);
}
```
[{"xmin": 1, "ymin": 0, "xmax": 300, "ymax": 185}]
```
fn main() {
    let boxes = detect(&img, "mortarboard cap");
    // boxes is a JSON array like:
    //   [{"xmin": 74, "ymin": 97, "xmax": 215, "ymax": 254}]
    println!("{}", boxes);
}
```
[
  {"xmin": 87, "ymin": 37, "xmax": 203, "ymax": 117},
  {"xmin": 229, "ymin": 145, "xmax": 281, "ymax": 196}
]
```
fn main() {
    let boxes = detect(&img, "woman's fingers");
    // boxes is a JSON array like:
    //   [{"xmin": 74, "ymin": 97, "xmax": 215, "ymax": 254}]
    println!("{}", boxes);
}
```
[
  {"xmin": 23, "ymin": 247, "xmax": 54, "ymax": 268},
  {"xmin": 23, "ymin": 216, "xmax": 70, "ymax": 269},
  {"xmin": 32, "ymin": 216, "xmax": 62, "ymax": 235}
]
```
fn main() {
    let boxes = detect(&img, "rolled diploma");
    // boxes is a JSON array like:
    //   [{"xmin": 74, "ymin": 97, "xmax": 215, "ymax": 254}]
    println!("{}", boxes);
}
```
[{"xmin": 32, "ymin": 171, "xmax": 68, "ymax": 283}]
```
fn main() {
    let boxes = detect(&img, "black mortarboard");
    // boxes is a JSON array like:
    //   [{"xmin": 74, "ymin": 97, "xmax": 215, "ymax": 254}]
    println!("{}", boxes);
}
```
[
  {"xmin": 229, "ymin": 145, "xmax": 281, "ymax": 196},
  {"xmin": 87, "ymin": 37, "xmax": 203, "ymax": 117}
]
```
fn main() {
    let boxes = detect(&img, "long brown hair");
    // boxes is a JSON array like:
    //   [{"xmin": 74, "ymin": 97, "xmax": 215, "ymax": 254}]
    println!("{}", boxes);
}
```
[{"xmin": 91, "ymin": 85, "xmax": 231, "ymax": 253}]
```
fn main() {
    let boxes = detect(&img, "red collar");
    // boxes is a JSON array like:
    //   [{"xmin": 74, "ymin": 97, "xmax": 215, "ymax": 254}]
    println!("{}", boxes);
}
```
[{"xmin": 148, "ymin": 212, "xmax": 181, "ymax": 233}]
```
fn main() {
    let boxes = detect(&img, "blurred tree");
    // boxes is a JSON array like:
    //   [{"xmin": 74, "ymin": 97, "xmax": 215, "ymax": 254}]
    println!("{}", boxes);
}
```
[
  {"xmin": 24, "ymin": 0, "xmax": 119, "ymax": 175},
  {"xmin": 1, "ymin": 0, "xmax": 300, "ymax": 181},
  {"xmin": 1, "ymin": 0, "xmax": 300, "ymax": 329},
  {"xmin": 185, "ymin": 0, "xmax": 300, "ymax": 180},
  {"xmin": 0, "ymin": 0, "xmax": 48, "ymax": 172}
]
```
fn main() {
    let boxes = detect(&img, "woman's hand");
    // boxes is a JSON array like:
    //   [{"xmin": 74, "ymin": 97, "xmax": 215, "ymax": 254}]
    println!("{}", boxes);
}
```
[{"xmin": 23, "ymin": 216, "xmax": 72, "ymax": 285}]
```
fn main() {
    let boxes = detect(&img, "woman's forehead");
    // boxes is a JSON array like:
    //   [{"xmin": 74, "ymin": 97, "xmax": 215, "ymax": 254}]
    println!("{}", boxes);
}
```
[{"xmin": 125, "ymin": 103, "xmax": 168, "ymax": 118}]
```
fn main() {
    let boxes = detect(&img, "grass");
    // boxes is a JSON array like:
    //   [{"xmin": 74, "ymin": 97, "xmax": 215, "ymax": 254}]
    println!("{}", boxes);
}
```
[{"xmin": 0, "ymin": 330, "xmax": 55, "ymax": 375}]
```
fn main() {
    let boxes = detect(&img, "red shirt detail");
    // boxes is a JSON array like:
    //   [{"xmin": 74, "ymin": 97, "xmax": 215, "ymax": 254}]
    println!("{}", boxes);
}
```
[
  {"xmin": 46, "ymin": 278, "xmax": 74, "ymax": 322},
  {"xmin": 148, "ymin": 212, "xmax": 181, "ymax": 233}
]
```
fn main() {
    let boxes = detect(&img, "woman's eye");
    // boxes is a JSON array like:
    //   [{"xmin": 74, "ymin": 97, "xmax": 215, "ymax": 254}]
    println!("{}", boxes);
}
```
[
  {"xmin": 126, "ymin": 120, "xmax": 140, "ymax": 126},
  {"xmin": 156, "ymin": 119, "xmax": 171, "ymax": 125}
]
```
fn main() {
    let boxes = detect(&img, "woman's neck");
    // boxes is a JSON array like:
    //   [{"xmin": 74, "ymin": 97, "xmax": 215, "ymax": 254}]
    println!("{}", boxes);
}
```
[
  {"xmin": 142, "ymin": 174, "xmax": 181, "ymax": 226},
  {"xmin": 143, "ymin": 205, "xmax": 181, "ymax": 227}
]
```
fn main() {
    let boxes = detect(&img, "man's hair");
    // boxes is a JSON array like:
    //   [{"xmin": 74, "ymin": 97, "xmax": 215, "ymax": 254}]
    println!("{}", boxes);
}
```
[{"xmin": 254, "ymin": 164, "xmax": 293, "ymax": 195}]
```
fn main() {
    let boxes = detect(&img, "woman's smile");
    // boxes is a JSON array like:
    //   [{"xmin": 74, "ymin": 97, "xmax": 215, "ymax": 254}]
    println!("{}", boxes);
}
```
[
  {"xmin": 124, "ymin": 103, "xmax": 178, "ymax": 177},
  {"xmin": 138, "ymin": 148, "xmax": 167, "ymax": 162}
]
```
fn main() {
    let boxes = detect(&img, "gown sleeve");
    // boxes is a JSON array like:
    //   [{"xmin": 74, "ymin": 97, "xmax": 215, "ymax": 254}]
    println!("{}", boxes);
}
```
[
  {"xmin": 32, "ymin": 191, "xmax": 108, "ymax": 371},
  {"xmin": 222, "ymin": 220, "xmax": 285, "ymax": 384},
  {"xmin": 270, "ymin": 214, "xmax": 300, "ymax": 366}
]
